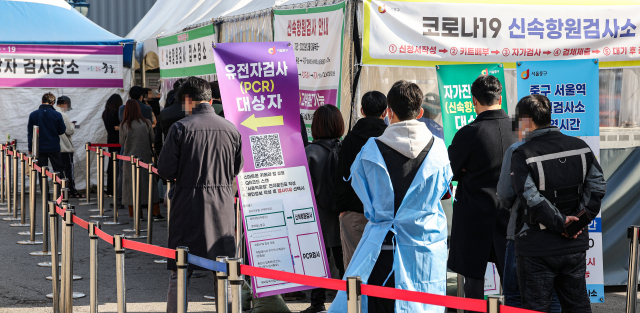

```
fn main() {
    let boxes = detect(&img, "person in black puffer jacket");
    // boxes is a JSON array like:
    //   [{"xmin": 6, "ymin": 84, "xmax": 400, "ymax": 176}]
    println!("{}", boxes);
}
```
[{"xmin": 303, "ymin": 104, "xmax": 345, "ymax": 313}]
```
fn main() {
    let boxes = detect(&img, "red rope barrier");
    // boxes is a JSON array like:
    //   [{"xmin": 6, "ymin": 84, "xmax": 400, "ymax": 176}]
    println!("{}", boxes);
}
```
[
  {"xmin": 117, "ymin": 154, "xmax": 131, "ymax": 162},
  {"xmin": 45, "ymin": 171, "xmax": 54, "ymax": 180},
  {"xmin": 88, "ymin": 146, "xmax": 97, "ymax": 152},
  {"xmin": 7, "ymin": 150, "xmax": 13, "ymax": 156},
  {"xmin": 95, "ymin": 227, "xmax": 113, "ymax": 245},
  {"xmin": 72, "ymin": 215, "xmax": 89, "ymax": 230},
  {"xmin": 500, "ymin": 306, "xmax": 541, "ymax": 313},
  {"xmin": 121, "ymin": 238, "xmax": 176, "ymax": 259},
  {"xmin": 90, "ymin": 143, "xmax": 121, "ymax": 148},
  {"xmin": 55, "ymin": 205, "xmax": 64, "ymax": 216},
  {"xmin": 240, "ymin": 264, "xmax": 346, "ymax": 292},
  {"xmin": 139, "ymin": 161, "xmax": 149, "ymax": 170},
  {"xmin": 32, "ymin": 164, "xmax": 41, "ymax": 172},
  {"xmin": 55, "ymin": 176, "xmax": 62, "ymax": 184},
  {"xmin": 361, "ymin": 284, "xmax": 486, "ymax": 312},
  {"xmin": 103, "ymin": 150, "xmax": 112, "ymax": 157},
  {"xmin": 152, "ymin": 167, "xmax": 159, "ymax": 175},
  {"xmin": 56, "ymin": 195, "xmax": 63, "ymax": 205}
]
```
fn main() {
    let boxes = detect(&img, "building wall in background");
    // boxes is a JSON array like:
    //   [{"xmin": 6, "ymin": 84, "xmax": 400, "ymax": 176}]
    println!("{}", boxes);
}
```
[{"xmin": 86, "ymin": 0, "xmax": 157, "ymax": 38}]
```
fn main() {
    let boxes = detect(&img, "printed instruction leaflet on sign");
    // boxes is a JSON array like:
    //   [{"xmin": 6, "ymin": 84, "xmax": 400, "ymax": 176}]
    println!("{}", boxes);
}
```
[{"xmin": 213, "ymin": 41, "xmax": 331, "ymax": 298}]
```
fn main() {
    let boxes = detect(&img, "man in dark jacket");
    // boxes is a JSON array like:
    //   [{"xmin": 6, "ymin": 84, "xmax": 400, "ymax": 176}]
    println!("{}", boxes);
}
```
[
  {"xmin": 447, "ymin": 75, "xmax": 515, "ymax": 302},
  {"xmin": 28, "ymin": 92, "xmax": 66, "ymax": 173},
  {"xmin": 511, "ymin": 95, "xmax": 605, "ymax": 313},
  {"xmin": 157, "ymin": 77, "xmax": 243, "ymax": 313},
  {"xmin": 155, "ymin": 79, "xmax": 186, "ymax": 156},
  {"xmin": 210, "ymin": 81, "xmax": 224, "ymax": 117},
  {"xmin": 334, "ymin": 91, "xmax": 387, "ymax": 267}
]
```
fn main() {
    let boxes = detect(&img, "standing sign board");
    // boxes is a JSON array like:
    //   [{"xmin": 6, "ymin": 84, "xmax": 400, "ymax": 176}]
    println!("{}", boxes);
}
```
[
  {"xmin": 517, "ymin": 59, "xmax": 603, "ymax": 303},
  {"xmin": 273, "ymin": 2, "xmax": 346, "ymax": 141},
  {"xmin": 213, "ymin": 42, "xmax": 330, "ymax": 298},
  {"xmin": 0, "ymin": 44, "xmax": 123, "ymax": 88},
  {"xmin": 362, "ymin": 0, "xmax": 640, "ymax": 68},
  {"xmin": 436, "ymin": 64, "xmax": 508, "ymax": 147},
  {"xmin": 157, "ymin": 25, "xmax": 216, "ymax": 78}
]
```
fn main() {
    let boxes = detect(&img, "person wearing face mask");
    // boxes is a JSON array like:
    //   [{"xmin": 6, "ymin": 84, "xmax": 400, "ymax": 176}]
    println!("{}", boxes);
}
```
[
  {"xmin": 328, "ymin": 80, "xmax": 452, "ymax": 313},
  {"xmin": 446, "ymin": 75, "xmax": 516, "ymax": 306}
]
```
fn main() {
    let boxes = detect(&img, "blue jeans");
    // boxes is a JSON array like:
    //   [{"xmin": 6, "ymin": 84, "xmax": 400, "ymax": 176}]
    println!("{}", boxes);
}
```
[{"xmin": 504, "ymin": 240, "xmax": 562, "ymax": 312}]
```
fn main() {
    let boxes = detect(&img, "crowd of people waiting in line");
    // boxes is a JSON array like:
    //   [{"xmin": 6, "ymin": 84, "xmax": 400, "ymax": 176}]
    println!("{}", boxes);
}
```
[{"xmin": 25, "ymin": 74, "xmax": 606, "ymax": 313}]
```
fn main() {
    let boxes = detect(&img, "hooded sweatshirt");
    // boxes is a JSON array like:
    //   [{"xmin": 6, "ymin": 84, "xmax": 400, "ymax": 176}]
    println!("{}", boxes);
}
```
[
  {"xmin": 55, "ymin": 106, "xmax": 75, "ymax": 153},
  {"xmin": 334, "ymin": 117, "xmax": 387, "ymax": 214}
]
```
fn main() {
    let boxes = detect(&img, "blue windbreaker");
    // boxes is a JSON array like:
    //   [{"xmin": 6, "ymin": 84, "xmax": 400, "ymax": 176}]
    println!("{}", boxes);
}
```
[{"xmin": 329, "ymin": 137, "xmax": 452, "ymax": 313}]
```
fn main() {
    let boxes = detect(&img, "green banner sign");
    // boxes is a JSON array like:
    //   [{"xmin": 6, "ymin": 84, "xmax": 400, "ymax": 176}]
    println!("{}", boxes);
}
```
[
  {"xmin": 157, "ymin": 24, "xmax": 216, "ymax": 78},
  {"xmin": 436, "ymin": 64, "xmax": 508, "ymax": 147}
]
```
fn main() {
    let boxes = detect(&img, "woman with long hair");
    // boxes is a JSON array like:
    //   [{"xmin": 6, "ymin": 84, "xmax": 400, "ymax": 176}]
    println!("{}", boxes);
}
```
[
  {"xmin": 120, "ymin": 99, "xmax": 163, "ymax": 220},
  {"xmin": 302, "ymin": 104, "xmax": 345, "ymax": 313},
  {"xmin": 102, "ymin": 94, "xmax": 122, "ymax": 197}
]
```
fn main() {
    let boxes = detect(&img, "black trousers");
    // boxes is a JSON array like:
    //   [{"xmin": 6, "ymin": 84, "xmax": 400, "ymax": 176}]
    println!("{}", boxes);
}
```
[
  {"xmin": 310, "ymin": 246, "xmax": 345, "ymax": 307},
  {"xmin": 60, "ymin": 152, "xmax": 76, "ymax": 193},
  {"xmin": 367, "ymin": 250, "xmax": 395, "ymax": 313},
  {"xmin": 105, "ymin": 147, "xmax": 119, "ymax": 196},
  {"xmin": 37, "ymin": 152, "xmax": 63, "ymax": 174},
  {"xmin": 517, "ymin": 251, "xmax": 591, "ymax": 313},
  {"xmin": 464, "ymin": 241, "xmax": 505, "ymax": 302}
]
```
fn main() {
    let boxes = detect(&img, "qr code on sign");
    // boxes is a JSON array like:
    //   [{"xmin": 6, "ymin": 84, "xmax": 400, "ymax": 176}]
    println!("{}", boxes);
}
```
[{"xmin": 249, "ymin": 133, "xmax": 285, "ymax": 169}]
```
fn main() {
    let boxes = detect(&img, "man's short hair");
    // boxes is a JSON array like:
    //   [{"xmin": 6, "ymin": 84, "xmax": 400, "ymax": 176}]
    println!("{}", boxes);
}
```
[
  {"xmin": 387, "ymin": 80, "xmax": 423, "ymax": 121},
  {"xmin": 361, "ymin": 91, "xmax": 387, "ymax": 117},
  {"xmin": 129, "ymin": 86, "xmax": 144, "ymax": 100},
  {"xmin": 210, "ymin": 81, "xmax": 221, "ymax": 99},
  {"xmin": 42, "ymin": 92, "xmax": 56, "ymax": 104},
  {"xmin": 471, "ymin": 75, "xmax": 503, "ymax": 106},
  {"xmin": 173, "ymin": 78, "xmax": 186, "ymax": 91},
  {"xmin": 515, "ymin": 94, "xmax": 552, "ymax": 127},
  {"xmin": 178, "ymin": 76, "xmax": 212, "ymax": 103}
]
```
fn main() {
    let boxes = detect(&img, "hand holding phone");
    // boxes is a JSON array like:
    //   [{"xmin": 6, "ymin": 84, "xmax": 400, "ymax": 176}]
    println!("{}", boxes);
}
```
[{"xmin": 563, "ymin": 209, "xmax": 592, "ymax": 239}]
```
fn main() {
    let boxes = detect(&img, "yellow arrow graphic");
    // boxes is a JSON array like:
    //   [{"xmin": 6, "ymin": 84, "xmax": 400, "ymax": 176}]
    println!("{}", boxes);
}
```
[{"xmin": 241, "ymin": 114, "xmax": 284, "ymax": 131}]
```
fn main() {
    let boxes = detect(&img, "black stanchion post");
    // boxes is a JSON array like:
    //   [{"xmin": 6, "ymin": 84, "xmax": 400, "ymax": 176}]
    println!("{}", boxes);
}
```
[
  {"xmin": 89, "ymin": 221, "xmax": 99, "ymax": 313},
  {"xmin": 216, "ymin": 257, "xmax": 229, "ymax": 313},
  {"xmin": 11, "ymin": 152, "xmax": 28, "ymax": 226},
  {"xmin": 147, "ymin": 163, "xmax": 154, "ymax": 245},
  {"xmin": 176, "ymin": 247, "xmax": 189, "ymax": 313},
  {"xmin": 18, "ymin": 157, "xmax": 42, "ymax": 245},
  {"xmin": 347, "ymin": 276, "xmax": 362, "ymax": 313},
  {"xmin": 228, "ymin": 258, "xmax": 243, "ymax": 313},
  {"xmin": 626, "ymin": 226, "xmax": 640, "ymax": 313},
  {"xmin": 114, "ymin": 234, "xmax": 126, "ymax": 313},
  {"xmin": 80, "ymin": 143, "xmax": 95, "ymax": 206},
  {"xmin": 487, "ymin": 295, "xmax": 503, "ymax": 313},
  {"xmin": 47, "ymin": 201, "xmax": 60, "ymax": 312},
  {"xmin": 105, "ymin": 152, "xmax": 126, "ymax": 225}
]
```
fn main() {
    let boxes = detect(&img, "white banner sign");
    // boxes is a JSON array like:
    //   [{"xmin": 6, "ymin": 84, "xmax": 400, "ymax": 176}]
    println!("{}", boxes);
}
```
[
  {"xmin": 274, "ymin": 2, "xmax": 346, "ymax": 139},
  {"xmin": 363, "ymin": 0, "xmax": 640, "ymax": 68}
]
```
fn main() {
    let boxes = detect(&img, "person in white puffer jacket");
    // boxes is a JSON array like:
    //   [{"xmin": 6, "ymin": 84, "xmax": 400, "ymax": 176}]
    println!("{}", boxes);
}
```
[{"xmin": 55, "ymin": 96, "xmax": 82, "ymax": 198}]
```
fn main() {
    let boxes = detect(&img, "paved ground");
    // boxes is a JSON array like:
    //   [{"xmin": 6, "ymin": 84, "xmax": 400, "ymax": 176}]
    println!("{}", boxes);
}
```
[{"xmin": 0, "ymin": 192, "xmax": 635, "ymax": 312}]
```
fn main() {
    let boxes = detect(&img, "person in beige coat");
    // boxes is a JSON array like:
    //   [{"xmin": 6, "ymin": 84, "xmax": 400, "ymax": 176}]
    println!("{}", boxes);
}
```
[{"xmin": 55, "ymin": 96, "xmax": 81, "ymax": 197}]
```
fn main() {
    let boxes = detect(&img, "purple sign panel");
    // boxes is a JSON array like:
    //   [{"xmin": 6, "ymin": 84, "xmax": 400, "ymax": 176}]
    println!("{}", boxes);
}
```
[
  {"xmin": 213, "ymin": 42, "xmax": 330, "ymax": 298},
  {"xmin": 0, "ymin": 45, "xmax": 123, "ymax": 88}
]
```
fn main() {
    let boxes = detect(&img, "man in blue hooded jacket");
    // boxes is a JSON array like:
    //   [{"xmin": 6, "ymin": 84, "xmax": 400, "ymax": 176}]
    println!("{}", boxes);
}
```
[
  {"xmin": 329, "ymin": 80, "xmax": 452, "ymax": 313},
  {"xmin": 28, "ymin": 92, "xmax": 66, "ymax": 173}
]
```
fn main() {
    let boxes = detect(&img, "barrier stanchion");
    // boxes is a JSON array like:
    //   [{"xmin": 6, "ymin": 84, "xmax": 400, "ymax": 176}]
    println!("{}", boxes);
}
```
[
  {"xmin": 18, "ymin": 157, "xmax": 42, "ymax": 245},
  {"xmin": 114, "ymin": 234, "xmax": 127, "ymax": 313},
  {"xmin": 626, "ymin": 226, "xmax": 640, "ymax": 313},
  {"xmin": 0, "ymin": 146, "xmax": 10, "ymax": 216},
  {"xmin": 79, "ymin": 143, "xmax": 95, "ymax": 206},
  {"xmin": 11, "ymin": 152, "xmax": 29, "ymax": 227},
  {"xmin": 487, "ymin": 295, "xmax": 503, "ymax": 313},
  {"xmin": 104, "ymin": 151, "xmax": 126, "ymax": 226},
  {"xmin": 216, "ymin": 257, "xmax": 229, "ymax": 313},
  {"xmin": 0, "ymin": 144, "xmax": 6, "ymax": 207},
  {"xmin": 62, "ymin": 207, "xmax": 85, "ymax": 309},
  {"xmin": 90, "ymin": 148, "xmax": 110, "ymax": 218},
  {"xmin": 176, "ymin": 247, "xmax": 189, "ymax": 313},
  {"xmin": 89, "ymin": 221, "xmax": 99, "ymax": 313},
  {"xmin": 46, "ymin": 201, "xmax": 60, "ymax": 312},
  {"xmin": 155, "ymin": 179, "xmax": 169, "ymax": 264},
  {"xmin": 32, "ymin": 166, "xmax": 51, "ymax": 257},
  {"xmin": 45, "ymin": 187, "xmax": 80, "ymax": 279},
  {"xmin": 125, "ymin": 157, "xmax": 146, "ymax": 239},
  {"xmin": 228, "ymin": 258, "xmax": 243, "ymax": 313},
  {"xmin": 147, "ymin": 163, "xmax": 154, "ymax": 245},
  {"xmin": 3, "ymin": 149, "xmax": 20, "ymax": 221},
  {"xmin": 347, "ymin": 276, "xmax": 362, "ymax": 313},
  {"xmin": 457, "ymin": 274, "xmax": 464, "ymax": 313}
]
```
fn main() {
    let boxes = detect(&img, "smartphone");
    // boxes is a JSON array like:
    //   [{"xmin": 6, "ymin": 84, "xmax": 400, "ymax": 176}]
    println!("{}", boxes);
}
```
[{"xmin": 564, "ymin": 209, "xmax": 592, "ymax": 237}]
